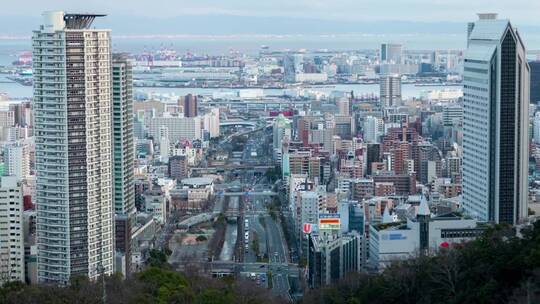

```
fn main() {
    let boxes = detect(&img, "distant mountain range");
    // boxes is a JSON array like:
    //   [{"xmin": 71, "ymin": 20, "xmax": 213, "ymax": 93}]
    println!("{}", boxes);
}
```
[
  {"xmin": 2, "ymin": 14, "xmax": 540, "ymax": 51},
  {"xmin": 1, "ymin": 14, "xmax": 531, "ymax": 36}
]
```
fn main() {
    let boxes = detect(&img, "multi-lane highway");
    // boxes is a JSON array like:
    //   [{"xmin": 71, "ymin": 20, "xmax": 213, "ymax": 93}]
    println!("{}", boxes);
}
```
[{"xmin": 239, "ymin": 193, "xmax": 293, "ymax": 299}]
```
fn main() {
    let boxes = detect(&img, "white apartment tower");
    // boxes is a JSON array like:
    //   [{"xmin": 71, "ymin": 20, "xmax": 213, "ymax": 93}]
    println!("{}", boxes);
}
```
[
  {"xmin": 0, "ymin": 176, "xmax": 24, "ymax": 284},
  {"xmin": 33, "ymin": 11, "xmax": 114, "ymax": 283},
  {"xmin": 112, "ymin": 54, "xmax": 135, "ymax": 218},
  {"xmin": 462, "ymin": 14, "xmax": 529, "ymax": 224},
  {"xmin": 3, "ymin": 142, "xmax": 30, "ymax": 181}
]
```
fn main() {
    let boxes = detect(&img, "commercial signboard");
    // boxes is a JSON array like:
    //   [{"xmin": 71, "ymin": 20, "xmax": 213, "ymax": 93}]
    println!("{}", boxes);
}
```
[
  {"xmin": 303, "ymin": 223, "xmax": 312, "ymax": 234},
  {"xmin": 318, "ymin": 213, "xmax": 341, "ymax": 230}
]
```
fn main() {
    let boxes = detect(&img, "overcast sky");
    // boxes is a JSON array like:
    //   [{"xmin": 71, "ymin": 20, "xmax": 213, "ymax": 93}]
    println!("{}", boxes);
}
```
[{"xmin": 1, "ymin": 0, "xmax": 539, "ymax": 24}]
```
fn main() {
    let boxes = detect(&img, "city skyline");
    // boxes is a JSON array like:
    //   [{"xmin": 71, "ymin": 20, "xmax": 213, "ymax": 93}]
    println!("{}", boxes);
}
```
[{"xmin": 1, "ymin": 5, "xmax": 540, "ymax": 303}]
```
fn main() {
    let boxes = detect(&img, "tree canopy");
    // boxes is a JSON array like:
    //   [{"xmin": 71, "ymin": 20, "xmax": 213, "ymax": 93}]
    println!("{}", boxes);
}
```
[{"xmin": 302, "ymin": 222, "xmax": 540, "ymax": 304}]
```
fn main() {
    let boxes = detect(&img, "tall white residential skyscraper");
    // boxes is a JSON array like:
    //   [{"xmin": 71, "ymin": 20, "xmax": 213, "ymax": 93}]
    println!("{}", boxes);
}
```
[
  {"xmin": 462, "ymin": 14, "xmax": 529, "ymax": 224},
  {"xmin": 112, "ymin": 54, "xmax": 135, "ymax": 277},
  {"xmin": 380, "ymin": 74, "xmax": 401, "ymax": 108},
  {"xmin": 112, "ymin": 54, "xmax": 135, "ymax": 218},
  {"xmin": 33, "ymin": 11, "xmax": 114, "ymax": 284},
  {"xmin": 0, "ymin": 176, "xmax": 24, "ymax": 284}
]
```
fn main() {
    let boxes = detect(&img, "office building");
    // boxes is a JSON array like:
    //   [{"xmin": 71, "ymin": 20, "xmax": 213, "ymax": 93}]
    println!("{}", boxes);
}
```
[
  {"xmin": 300, "ymin": 191, "xmax": 320, "ymax": 235},
  {"xmin": 442, "ymin": 105, "xmax": 463, "ymax": 127},
  {"xmin": 336, "ymin": 98, "xmax": 350, "ymax": 116},
  {"xmin": 462, "ymin": 14, "xmax": 529, "ymax": 224},
  {"xmin": 0, "ymin": 176, "xmax": 24, "ymax": 284},
  {"xmin": 183, "ymin": 94, "xmax": 198, "ymax": 117},
  {"xmin": 534, "ymin": 112, "xmax": 540, "ymax": 144},
  {"xmin": 308, "ymin": 232, "xmax": 361, "ymax": 288},
  {"xmin": 363, "ymin": 116, "xmax": 383, "ymax": 143},
  {"xmin": 380, "ymin": 74, "xmax": 401, "ymax": 108},
  {"xmin": 33, "ymin": 11, "xmax": 114, "ymax": 283},
  {"xmin": 334, "ymin": 115, "xmax": 355, "ymax": 139},
  {"xmin": 380, "ymin": 43, "xmax": 403, "ymax": 64},
  {"xmin": 283, "ymin": 54, "xmax": 304, "ymax": 83},
  {"xmin": 530, "ymin": 61, "xmax": 540, "ymax": 105}
]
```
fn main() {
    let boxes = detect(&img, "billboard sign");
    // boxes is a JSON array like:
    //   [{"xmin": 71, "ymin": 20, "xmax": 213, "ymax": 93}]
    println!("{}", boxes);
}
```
[{"xmin": 318, "ymin": 213, "xmax": 341, "ymax": 230}]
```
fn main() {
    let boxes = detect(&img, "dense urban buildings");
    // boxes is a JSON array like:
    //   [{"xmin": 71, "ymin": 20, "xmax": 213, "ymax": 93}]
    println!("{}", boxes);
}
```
[
  {"xmin": 462, "ymin": 13, "xmax": 529, "ymax": 224},
  {"xmin": 33, "ymin": 11, "xmax": 114, "ymax": 284},
  {"xmin": 0, "ymin": 6, "xmax": 539, "ymax": 304}
]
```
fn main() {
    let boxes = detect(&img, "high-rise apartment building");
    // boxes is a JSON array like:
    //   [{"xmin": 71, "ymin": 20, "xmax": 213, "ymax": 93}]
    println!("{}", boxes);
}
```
[
  {"xmin": 3, "ymin": 141, "xmax": 30, "ymax": 181},
  {"xmin": 33, "ymin": 11, "xmax": 114, "ymax": 283},
  {"xmin": 168, "ymin": 155, "xmax": 189, "ymax": 180},
  {"xmin": 463, "ymin": 14, "xmax": 529, "ymax": 224},
  {"xmin": 147, "ymin": 116, "xmax": 202, "ymax": 144},
  {"xmin": 112, "ymin": 54, "xmax": 135, "ymax": 276},
  {"xmin": 0, "ymin": 110, "xmax": 15, "ymax": 128},
  {"xmin": 0, "ymin": 176, "xmax": 24, "ymax": 284},
  {"xmin": 112, "ymin": 54, "xmax": 135, "ymax": 218},
  {"xmin": 379, "ymin": 74, "xmax": 401, "ymax": 108}
]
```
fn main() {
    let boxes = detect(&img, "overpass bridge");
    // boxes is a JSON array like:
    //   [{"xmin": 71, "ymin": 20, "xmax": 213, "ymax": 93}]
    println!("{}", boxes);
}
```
[
  {"xmin": 205, "ymin": 99, "xmax": 311, "ymax": 111},
  {"xmin": 220, "ymin": 120, "xmax": 258, "ymax": 128},
  {"xmin": 222, "ymin": 191, "xmax": 277, "ymax": 197},
  {"xmin": 191, "ymin": 164, "xmax": 274, "ymax": 174}
]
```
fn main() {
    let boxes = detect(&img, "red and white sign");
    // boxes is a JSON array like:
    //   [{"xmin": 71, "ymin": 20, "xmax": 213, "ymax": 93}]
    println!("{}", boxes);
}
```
[{"xmin": 303, "ymin": 223, "xmax": 312, "ymax": 234}]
